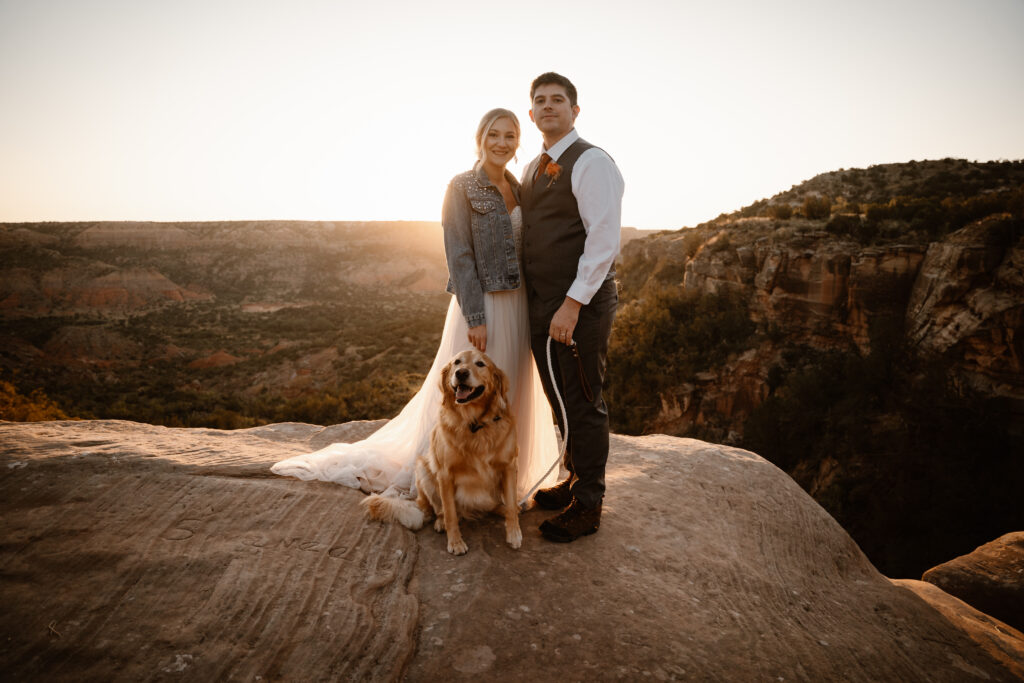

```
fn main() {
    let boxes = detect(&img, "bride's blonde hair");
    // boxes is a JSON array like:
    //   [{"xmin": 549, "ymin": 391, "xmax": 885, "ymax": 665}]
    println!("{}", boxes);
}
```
[{"xmin": 475, "ymin": 108, "xmax": 520, "ymax": 164}]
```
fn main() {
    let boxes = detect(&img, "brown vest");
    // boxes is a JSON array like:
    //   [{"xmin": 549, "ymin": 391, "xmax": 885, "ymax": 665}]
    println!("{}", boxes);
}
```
[{"xmin": 521, "ymin": 139, "xmax": 595, "ymax": 320}]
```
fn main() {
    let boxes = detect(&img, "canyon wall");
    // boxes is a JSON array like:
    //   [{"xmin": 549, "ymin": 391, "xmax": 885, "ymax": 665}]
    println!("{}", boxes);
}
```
[{"xmin": 623, "ymin": 213, "xmax": 1022, "ymax": 441}]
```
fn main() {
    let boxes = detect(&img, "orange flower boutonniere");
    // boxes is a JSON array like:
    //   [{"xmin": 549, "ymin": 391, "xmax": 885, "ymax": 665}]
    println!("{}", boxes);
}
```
[{"xmin": 544, "ymin": 161, "xmax": 562, "ymax": 187}]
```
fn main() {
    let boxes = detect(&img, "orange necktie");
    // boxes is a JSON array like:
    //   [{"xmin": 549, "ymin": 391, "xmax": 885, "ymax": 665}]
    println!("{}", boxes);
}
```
[{"xmin": 534, "ymin": 153, "xmax": 552, "ymax": 183}]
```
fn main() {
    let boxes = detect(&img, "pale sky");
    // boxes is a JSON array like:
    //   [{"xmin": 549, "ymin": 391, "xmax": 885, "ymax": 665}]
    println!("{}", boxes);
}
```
[{"xmin": 1, "ymin": 0, "xmax": 1022, "ymax": 229}]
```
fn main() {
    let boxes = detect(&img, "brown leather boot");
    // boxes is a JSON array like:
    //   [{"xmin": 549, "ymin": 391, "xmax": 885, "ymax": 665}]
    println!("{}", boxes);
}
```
[
  {"xmin": 539, "ymin": 498, "xmax": 601, "ymax": 542},
  {"xmin": 532, "ymin": 476, "xmax": 574, "ymax": 510}
]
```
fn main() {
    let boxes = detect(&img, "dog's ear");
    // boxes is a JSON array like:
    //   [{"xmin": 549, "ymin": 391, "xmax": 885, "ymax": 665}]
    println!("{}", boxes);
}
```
[
  {"xmin": 493, "ymin": 365, "xmax": 510, "ymax": 403},
  {"xmin": 439, "ymin": 361, "xmax": 453, "ymax": 406}
]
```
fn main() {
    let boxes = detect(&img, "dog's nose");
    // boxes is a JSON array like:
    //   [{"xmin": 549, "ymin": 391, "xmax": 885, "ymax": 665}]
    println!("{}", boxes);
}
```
[{"xmin": 455, "ymin": 368, "xmax": 469, "ymax": 382}]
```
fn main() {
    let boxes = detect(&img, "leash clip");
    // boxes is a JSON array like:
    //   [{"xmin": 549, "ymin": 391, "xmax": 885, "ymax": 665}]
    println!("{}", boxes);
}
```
[{"xmin": 568, "ymin": 342, "xmax": 594, "ymax": 403}]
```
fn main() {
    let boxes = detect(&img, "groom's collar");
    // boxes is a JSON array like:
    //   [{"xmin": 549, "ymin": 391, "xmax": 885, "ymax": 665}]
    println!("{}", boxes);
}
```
[{"xmin": 541, "ymin": 128, "xmax": 580, "ymax": 163}]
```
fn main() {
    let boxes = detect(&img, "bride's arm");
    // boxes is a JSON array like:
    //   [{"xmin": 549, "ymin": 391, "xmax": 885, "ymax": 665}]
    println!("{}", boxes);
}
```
[{"xmin": 442, "ymin": 176, "xmax": 487, "ymax": 331}]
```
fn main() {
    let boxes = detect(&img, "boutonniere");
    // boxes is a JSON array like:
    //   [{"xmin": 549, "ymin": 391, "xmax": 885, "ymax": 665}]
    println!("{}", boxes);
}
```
[{"xmin": 544, "ymin": 161, "xmax": 562, "ymax": 187}]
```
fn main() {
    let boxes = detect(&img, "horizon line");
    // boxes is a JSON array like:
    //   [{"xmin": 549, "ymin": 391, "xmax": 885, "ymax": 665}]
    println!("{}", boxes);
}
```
[{"xmin": 0, "ymin": 218, "xmax": 677, "ymax": 231}]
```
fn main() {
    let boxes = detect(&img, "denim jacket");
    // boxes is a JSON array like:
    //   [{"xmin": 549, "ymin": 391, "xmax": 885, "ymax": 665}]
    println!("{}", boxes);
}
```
[{"xmin": 441, "ymin": 164, "xmax": 522, "ymax": 327}]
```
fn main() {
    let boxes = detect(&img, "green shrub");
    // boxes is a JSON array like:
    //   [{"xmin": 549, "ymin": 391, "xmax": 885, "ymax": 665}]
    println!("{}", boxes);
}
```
[
  {"xmin": 860, "ymin": 186, "xmax": 1024, "ymax": 239},
  {"xmin": 741, "ymin": 339, "xmax": 1023, "ymax": 577},
  {"xmin": 865, "ymin": 203, "xmax": 892, "ymax": 222},
  {"xmin": 767, "ymin": 204, "xmax": 793, "ymax": 220},
  {"xmin": 856, "ymin": 220, "xmax": 880, "ymax": 243},
  {"xmin": 802, "ymin": 195, "xmax": 832, "ymax": 219},
  {"xmin": 0, "ymin": 380, "xmax": 69, "ymax": 421},
  {"xmin": 682, "ymin": 230, "xmax": 705, "ymax": 258},
  {"xmin": 825, "ymin": 214, "xmax": 860, "ymax": 237},
  {"xmin": 708, "ymin": 234, "xmax": 732, "ymax": 253},
  {"xmin": 608, "ymin": 287, "xmax": 755, "ymax": 434}
]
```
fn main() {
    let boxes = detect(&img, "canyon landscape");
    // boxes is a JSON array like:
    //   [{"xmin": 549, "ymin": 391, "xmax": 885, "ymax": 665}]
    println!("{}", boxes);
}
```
[
  {"xmin": 2, "ymin": 158, "xmax": 1022, "ymax": 679},
  {"xmin": 610, "ymin": 159, "xmax": 1023, "ymax": 576},
  {"xmin": 0, "ymin": 220, "xmax": 454, "ymax": 427}
]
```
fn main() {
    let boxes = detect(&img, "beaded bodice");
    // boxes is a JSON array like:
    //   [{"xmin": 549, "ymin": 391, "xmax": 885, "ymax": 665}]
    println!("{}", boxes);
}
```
[{"xmin": 510, "ymin": 205, "xmax": 523, "ymax": 260}]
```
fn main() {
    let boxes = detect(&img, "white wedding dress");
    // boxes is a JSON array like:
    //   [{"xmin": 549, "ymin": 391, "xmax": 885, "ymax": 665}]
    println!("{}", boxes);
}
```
[{"xmin": 271, "ymin": 206, "xmax": 559, "ymax": 501}]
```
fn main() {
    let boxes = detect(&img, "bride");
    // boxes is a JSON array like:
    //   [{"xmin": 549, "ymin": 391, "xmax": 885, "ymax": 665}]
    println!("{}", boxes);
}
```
[{"xmin": 271, "ymin": 108, "xmax": 558, "ymax": 501}]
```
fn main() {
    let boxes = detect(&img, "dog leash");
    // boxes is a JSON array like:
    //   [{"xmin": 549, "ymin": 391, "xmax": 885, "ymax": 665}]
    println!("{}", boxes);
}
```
[
  {"xmin": 517, "ymin": 335, "xmax": 572, "ymax": 509},
  {"xmin": 569, "ymin": 340, "xmax": 594, "ymax": 403}
]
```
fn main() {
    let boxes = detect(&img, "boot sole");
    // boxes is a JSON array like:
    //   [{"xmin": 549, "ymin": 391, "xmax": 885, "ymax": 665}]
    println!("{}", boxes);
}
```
[
  {"xmin": 532, "ymin": 496, "xmax": 573, "ymax": 511},
  {"xmin": 539, "ymin": 525, "xmax": 599, "ymax": 543}
]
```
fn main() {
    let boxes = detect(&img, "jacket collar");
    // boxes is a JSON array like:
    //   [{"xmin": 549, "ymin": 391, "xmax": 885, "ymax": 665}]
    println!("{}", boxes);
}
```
[{"xmin": 474, "ymin": 163, "xmax": 522, "ymax": 195}]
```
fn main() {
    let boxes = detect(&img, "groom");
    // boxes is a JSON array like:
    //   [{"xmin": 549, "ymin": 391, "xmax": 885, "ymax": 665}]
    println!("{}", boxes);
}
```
[{"xmin": 520, "ymin": 72, "xmax": 624, "ymax": 542}]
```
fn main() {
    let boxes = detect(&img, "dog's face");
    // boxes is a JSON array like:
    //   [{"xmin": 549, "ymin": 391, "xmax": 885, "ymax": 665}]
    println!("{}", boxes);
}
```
[{"xmin": 440, "ymin": 349, "xmax": 508, "ymax": 406}]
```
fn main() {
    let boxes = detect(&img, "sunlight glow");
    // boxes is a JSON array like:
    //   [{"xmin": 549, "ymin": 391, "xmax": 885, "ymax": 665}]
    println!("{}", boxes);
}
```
[{"xmin": 1, "ymin": 0, "xmax": 1022, "ymax": 228}]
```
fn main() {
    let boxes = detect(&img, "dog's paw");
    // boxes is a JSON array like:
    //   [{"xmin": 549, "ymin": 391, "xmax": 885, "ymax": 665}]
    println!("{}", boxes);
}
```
[
  {"xmin": 434, "ymin": 517, "xmax": 446, "ymax": 533},
  {"xmin": 506, "ymin": 524, "xmax": 522, "ymax": 549},
  {"xmin": 447, "ymin": 537, "xmax": 468, "ymax": 555}
]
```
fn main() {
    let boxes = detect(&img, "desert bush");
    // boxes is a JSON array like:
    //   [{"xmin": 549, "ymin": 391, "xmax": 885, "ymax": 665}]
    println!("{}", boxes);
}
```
[
  {"xmin": 0, "ymin": 380, "xmax": 69, "ymax": 421},
  {"xmin": 742, "ymin": 333, "xmax": 1023, "ymax": 577},
  {"xmin": 607, "ymin": 287, "xmax": 755, "ymax": 434},
  {"xmin": 682, "ymin": 229, "xmax": 705, "ymax": 258},
  {"xmin": 865, "ymin": 203, "xmax": 891, "ymax": 222},
  {"xmin": 708, "ymin": 234, "xmax": 732, "ymax": 253},
  {"xmin": 650, "ymin": 261, "xmax": 687, "ymax": 287},
  {"xmin": 743, "ymin": 349, "xmax": 886, "ymax": 471},
  {"xmin": 825, "ymin": 214, "xmax": 861, "ymax": 237},
  {"xmin": 767, "ymin": 204, "xmax": 793, "ymax": 220},
  {"xmin": 615, "ymin": 249, "xmax": 652, "ymax": 301},
  {"xmin": 738, "ymin": 203, "xmax": 762, "ymax": 218},
  {"xmin": 859, "ymin": 186, "xmax": 1024, "ymax": 239},
  {"xmin": 802, "ymin": 195, "xmax": 832, "ymax": 219},
  {"xmin": 856, "ymin": 220, "xmax": 880, "ymax": 243}
]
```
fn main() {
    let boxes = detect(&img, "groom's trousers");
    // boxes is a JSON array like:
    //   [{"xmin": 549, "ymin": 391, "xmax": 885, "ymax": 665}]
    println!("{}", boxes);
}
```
[{"xmin": 530, "ymin": 278, "xmax": 618, "ymax": 509}]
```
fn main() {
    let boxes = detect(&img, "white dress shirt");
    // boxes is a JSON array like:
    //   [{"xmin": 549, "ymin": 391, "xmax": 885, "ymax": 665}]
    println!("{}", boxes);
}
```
[{"xmin": 541, "ymin": 128, "xmax": 625, "ymax": 305}]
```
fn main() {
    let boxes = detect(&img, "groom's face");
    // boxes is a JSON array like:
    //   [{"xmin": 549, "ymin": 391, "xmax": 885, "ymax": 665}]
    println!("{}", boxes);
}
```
[{"xmin": 529, "ymin": 84, "xmax": 579, "ymax": 140}]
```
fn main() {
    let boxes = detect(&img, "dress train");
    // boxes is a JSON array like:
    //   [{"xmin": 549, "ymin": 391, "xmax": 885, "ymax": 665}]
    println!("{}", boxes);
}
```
[{"xmin": 271, "ymin": 287, "xmax": 559, "ymax": 501}]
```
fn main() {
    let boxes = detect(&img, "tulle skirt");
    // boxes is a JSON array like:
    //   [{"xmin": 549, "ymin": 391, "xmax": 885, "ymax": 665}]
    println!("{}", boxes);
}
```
[{"xmin": 270, "ymin": 287, "xmax": 559, "ymax": 501}]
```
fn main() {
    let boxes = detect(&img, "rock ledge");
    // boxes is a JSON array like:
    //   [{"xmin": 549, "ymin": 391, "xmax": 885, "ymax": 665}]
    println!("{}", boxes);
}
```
[{"xmin": 1, "ymin": 420, "xmax": 1022, "ymax": 681}]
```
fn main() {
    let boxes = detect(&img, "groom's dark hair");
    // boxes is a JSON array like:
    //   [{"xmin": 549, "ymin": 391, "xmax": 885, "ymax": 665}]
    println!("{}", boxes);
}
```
[{"xmin": 531, "ymin": 72, "xmax": 578, "ymax": 107}]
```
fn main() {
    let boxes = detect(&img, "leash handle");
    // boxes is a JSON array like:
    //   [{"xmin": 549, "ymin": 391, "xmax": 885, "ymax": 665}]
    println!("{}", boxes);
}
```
[{"xmin": 518, "ymin": 335, "xmax": 569, "ymax": 509}]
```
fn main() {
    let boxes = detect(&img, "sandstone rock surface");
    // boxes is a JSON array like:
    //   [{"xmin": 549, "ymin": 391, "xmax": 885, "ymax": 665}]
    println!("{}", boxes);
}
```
[
  {"xmin": 906, "ymin": 215, "xmax": 1024, "ymax": 403},
  {"xmin": 2, "ymin": 420, "xmax": 1022, "ymax": 681},
  {"xmin": 923, "ymin": 532, "xmax": 1024, "ymax": 634}
]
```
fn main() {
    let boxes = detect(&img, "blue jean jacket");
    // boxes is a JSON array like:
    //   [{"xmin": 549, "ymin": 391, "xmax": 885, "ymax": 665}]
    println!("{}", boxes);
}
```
[{"xmin": 442, "ymin": 164, "xmax": 522, "ymax": 327}]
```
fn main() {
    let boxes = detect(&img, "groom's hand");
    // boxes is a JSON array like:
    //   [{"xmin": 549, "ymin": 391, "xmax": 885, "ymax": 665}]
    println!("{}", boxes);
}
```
[{"xmin": 549, "ymin": 297, "xmax": 582, "ymax": 345}]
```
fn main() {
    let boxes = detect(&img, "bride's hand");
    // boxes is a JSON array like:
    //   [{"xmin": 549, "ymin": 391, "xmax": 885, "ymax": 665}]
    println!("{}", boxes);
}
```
[{"xmin": 468, "ymin": 325, "xmax": 487, "ymax": 352}]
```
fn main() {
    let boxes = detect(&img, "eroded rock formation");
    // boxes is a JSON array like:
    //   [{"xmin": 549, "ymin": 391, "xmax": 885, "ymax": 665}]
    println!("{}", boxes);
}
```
[
  {"xmin": 622, "ymin": 212, "xmax": 1022, "ymax": 439},
  {"xmin": 923, "ymin": 532, "xmax": 1024, "ymax": 634},
  {"xmin": 907, "ymin": 216, "xmax": 1023, "ymax": 401}
]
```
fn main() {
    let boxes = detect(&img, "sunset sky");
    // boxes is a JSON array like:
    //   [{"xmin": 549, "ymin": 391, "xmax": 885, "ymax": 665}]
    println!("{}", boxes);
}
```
[{"xmin": 1, "ymin": 0, "xmax": 1022, "ymax": 229}]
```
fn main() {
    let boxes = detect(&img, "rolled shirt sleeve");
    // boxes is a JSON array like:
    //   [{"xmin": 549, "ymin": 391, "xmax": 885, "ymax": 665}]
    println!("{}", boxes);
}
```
[
  {"xmin": 441, "ymin": 178, "xmax": 487, "ymax": 327},
  {"xmin": 566, "ymin": 148, "xmax": 625, "ymax": 305}
]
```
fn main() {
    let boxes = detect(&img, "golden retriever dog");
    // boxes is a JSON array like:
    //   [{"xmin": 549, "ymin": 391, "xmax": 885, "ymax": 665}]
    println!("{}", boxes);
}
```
[{"xmin": 362, "ymin": 348, "xmax": 521, "ymax": 555}]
